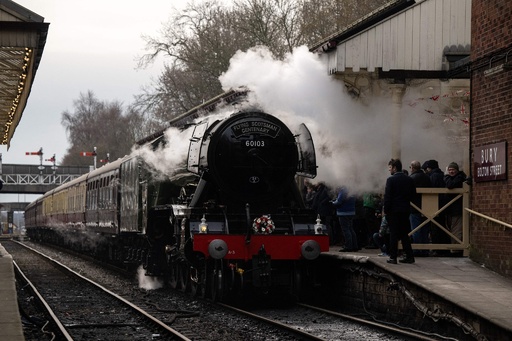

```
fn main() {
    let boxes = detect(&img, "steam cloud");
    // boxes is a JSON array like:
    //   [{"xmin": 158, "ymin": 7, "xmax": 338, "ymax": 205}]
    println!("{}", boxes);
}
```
[
  {"xmin": 137, "ymin": 265, "xmax": 164, "ymax": 290},
  {"xmin": 133, "ymin": 107, "xmax": 243, "ymax": 180},
  {"xmin": 219, "ymin": 45, "xmax": 467, "ymax": 194},
  {"xmin": 135, "ymin": 45, "xmax": 467, "ymax": 195}
]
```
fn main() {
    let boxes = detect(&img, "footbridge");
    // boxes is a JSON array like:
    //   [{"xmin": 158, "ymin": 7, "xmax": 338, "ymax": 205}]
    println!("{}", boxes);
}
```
[{"xmin": 0, "ymin": 163, "xmax": 90, "ymax": 194}]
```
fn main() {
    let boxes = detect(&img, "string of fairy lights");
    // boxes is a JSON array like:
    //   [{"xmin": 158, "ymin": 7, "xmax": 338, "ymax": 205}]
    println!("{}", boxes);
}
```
[{"xmin": 2, "ymin": 47, "xmax": 32, "ymax": 145}]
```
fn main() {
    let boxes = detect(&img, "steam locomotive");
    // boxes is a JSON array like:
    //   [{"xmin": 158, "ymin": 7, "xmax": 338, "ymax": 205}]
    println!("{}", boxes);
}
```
[{"xmin": 25, "ymin": 102, "xmax": 329, "ymax": 300}]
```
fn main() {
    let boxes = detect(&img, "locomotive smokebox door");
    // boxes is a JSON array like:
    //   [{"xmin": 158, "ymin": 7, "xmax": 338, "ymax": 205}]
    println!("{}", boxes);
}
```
[{"xmin": 208, "ymin": 111, "xmax": 300, "ymax": 203}]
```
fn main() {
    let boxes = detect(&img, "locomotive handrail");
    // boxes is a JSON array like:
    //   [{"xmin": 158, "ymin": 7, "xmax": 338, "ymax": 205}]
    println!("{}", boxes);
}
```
[{"xmin": 465, "ymin": 208, "xmax": 512, "ymax": 230}]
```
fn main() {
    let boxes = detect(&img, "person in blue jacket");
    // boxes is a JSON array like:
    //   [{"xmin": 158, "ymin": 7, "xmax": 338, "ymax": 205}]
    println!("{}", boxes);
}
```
[{"xmin": 332, "ymin": 186, "xmax": 359, "ymax": 252}]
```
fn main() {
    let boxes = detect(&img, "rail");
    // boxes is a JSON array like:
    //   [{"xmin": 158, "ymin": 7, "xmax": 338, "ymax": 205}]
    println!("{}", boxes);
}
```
[{"xmin": 465, "ymin": 208, "xmax": 512, "ymax": 230}]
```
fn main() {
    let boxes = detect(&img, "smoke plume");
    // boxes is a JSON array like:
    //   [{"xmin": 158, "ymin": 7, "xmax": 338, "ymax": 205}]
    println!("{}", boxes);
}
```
[{"xmin": 219, "ymin": 45, "xmax": 468, "ymax": 194}]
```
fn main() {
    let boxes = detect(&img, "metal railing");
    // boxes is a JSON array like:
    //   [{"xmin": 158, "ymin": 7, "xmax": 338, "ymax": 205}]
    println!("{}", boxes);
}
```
[
  {"xmin": 465, "ymin": 208, "xmax": 512, "ymax": 230},
  {"xmin": 1, "ymin": 173, "xmax": 81, "ymax": 185}
]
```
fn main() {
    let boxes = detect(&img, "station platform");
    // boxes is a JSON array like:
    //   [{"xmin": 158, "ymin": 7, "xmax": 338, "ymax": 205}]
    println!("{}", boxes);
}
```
[
  {"xmin": 325, "ymin": 246, "xmax": 512, "ymax": 338},
  {"xmin": 0, "ymin": 242, "xmax": 24, "ymax": 341}
]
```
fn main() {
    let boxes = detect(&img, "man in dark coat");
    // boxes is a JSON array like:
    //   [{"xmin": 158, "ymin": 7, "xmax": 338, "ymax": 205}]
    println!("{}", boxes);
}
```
[
  {"xmin": 422, "ymin": 159, "xmax": 450, "ymax": 255},
  {"xmin": 422, "ymin": 159, "xmax": 445, "ymax": 187},
  {"xmin": 409, "ymin": 160, "xmax": 431, "ymax": 256},
  {"xmin": 384, "ymin": 159, "xmax": 417, "ymax": 264}
]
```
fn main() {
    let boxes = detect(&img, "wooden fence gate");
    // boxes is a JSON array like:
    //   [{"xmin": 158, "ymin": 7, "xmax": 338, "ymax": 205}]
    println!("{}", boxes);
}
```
[{"xmin": 409, "ymin": 183, "xmax": 470, "ymax": 256}]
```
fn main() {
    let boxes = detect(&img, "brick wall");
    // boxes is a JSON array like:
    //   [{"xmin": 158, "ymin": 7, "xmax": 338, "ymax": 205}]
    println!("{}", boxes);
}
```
[
  {"xmin": 318, "ymin": 259, "xmax": 508, "ymax": 339},
  {"xmin": 472, "ymin": 0, "xmax": 512, "ymax": 60},
  {"xmin": 470, "ymin": 0, "xmax": 512, "ymax": 278}
]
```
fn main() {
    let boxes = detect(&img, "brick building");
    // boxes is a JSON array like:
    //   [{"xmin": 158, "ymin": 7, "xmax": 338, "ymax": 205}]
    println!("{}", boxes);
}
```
[{"xmin": 469, "ymin": 0, "xmax": 512, "ymax": 278}]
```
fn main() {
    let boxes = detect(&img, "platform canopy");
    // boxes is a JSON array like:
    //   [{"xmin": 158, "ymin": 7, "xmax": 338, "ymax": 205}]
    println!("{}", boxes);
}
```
[
  {"xmin": 0, "ymin": 0, "xmax": 48, "ymax": 149},
  {"xmin": 310, "ymin": 0, "xmax": 471, "ymax": 78}
]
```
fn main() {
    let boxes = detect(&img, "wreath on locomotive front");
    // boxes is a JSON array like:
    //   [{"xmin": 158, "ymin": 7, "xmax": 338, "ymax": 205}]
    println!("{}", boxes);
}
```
[{"xmin": 252, "ymin": 214, "xmax": 275, "ymax": 235}]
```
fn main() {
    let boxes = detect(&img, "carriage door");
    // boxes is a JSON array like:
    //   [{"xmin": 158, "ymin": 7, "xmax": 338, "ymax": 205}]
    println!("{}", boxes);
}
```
[
  {"xmin": 140, "ymin": 181, "xmax": 148, "ymax": 234},
  {"xmin": 120, "ymin": 157, "xmax": 141, "ymax": 233}
]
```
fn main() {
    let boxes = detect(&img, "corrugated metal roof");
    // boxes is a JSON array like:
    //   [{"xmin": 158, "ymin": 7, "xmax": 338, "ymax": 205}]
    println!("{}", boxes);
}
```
[
  {"xmin": 309, "ymin": 0, "xmax": 415, "ymax": 52},
  {"xmin": 312, "ymin": 0, "xmax": 471, "ymax": 75}
]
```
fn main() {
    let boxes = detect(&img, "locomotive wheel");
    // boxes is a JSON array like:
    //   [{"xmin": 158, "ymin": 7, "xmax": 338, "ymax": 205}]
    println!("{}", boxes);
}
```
[
  {"xmin": 291, "ymin": 261, "xmax": 303, "ymax": 300},
  {"xmin": 204, "ymin": 261, "xmax": 213, "ymax": 299},
  {"xmin": 169, "ymin": 261, "xmax": 179, "ymax": 289},
  {"xmin": 178, "ymin": 262, "xmax": 190, "ymax": 293},
  {"xmin": 198, "ymin": 268, "xmax": 207, "ymax": 298},
  {"xmin": 210, "ymin": 260, "xmax": 224, "ymax": 302},
  {"xmin": 190, "ymin": 268, "xmax": 201, "ymax": 297},
  {"xmin": 190, "ymin": 267, "xmax": 206, "ymax": 298}
]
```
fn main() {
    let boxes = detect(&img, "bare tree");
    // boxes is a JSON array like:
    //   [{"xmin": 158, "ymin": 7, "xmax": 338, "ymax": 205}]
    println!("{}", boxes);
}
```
[
  {"xmin": 300, "ymin": 0, "xmax": 389, "ymax": 45},
  {"xmin": 232, "ymin": 0, "xmax": 305, "ymax": 57},
  {"xmin": 134, "ymin": 0, "xmax": 389, "ymax": 132},
  {"xmin": 61, "ymin": 91, "xmax": 142, "ymax": 166},
  {"xmin": 135, "ymin": 1, "xmax": 248, "ymax": 129}
]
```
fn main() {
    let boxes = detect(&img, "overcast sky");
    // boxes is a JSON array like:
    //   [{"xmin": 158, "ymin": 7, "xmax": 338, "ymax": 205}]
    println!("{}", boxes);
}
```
[{"xmin": 1, "ymin": 0, "xmax": 190, "ymax": 166}]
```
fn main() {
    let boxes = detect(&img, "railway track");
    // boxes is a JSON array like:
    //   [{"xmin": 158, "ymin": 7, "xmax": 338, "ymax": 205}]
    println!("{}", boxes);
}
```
[
  {"xmin": 6, "ymin": 240, "xmax": 334, "ymax": 340},
  {"xmin": 218, "ymin": 302, "xmax": 443, "ymax": 341},
  {"xmin": 297, "ymin": 303, "xmax": 442, "ymax": 340},
  {"xmin": 7, "ymin": 241, "xmax": 195, "ymax": 340},
  {"xmin": 6, "ymin": 239, "xmax": 449, "ymax": 340}
]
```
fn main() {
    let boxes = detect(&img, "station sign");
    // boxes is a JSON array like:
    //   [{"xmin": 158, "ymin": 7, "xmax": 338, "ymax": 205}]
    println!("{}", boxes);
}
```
[{"xmin": 473, "ymin": 141, "xmax": 507, "ymax": 182}]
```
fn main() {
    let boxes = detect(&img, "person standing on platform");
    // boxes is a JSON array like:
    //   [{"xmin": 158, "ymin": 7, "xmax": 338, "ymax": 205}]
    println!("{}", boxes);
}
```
[
  {"xmin": 422, "ymin": 159, "xmax": 445, "ymax": 187},
  {"xmin": 373, "ymin": 214, "xmax": 390, "ymax": 256},
  {"xmin": 422, "ymin": 159, "xmax": 449, "ymax": 256},
  {"xmin": 384, "ymin": 159, "xmax": 417, "ymax": 264},
  {"xmin": 362, "ymin": 192, "xmax": 381, "ymax": 248},
  {"xmin": 304, "ymin": 181, "xmax": 316, "ymax": 209},
  {"xmin": 444, "ymin": 162, "xmax": 467, "ymax": 255},
  {"xmin": 332, "ymin": 186, "xmax": 358, "ymax": 252},
  {"xmin": 311, "ymin": 182, "xmax": 336, "ymax": 245},
  {"xmin": 409, "ymin": 160, "xmax": 432, "ymax": 256}
]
